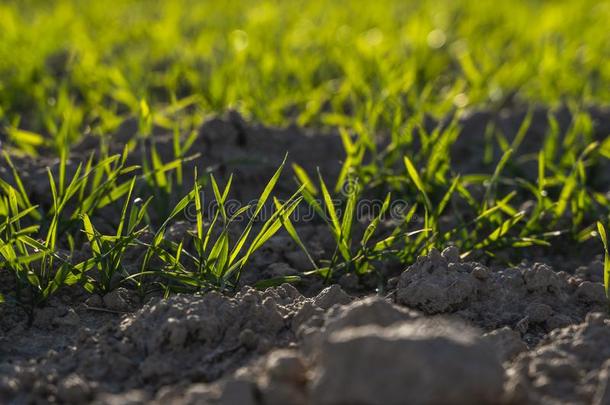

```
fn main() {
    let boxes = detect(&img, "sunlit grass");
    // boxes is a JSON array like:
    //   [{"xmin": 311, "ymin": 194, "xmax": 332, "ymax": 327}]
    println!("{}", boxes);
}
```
[
  {"xmin": 1, "ymin": 0, "xmax": 609, "ymax": 152},
  {"xmin": 0, "ymin": 0, "xmax": 609, "ymax": 312}
]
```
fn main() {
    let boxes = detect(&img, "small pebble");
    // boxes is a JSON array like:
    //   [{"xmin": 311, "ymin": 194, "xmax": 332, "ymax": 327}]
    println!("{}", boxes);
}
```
[
  {"xmin": 441, "ymin": 246, "xmax": 460, "ymax": 263},
  {"xmin": 239, "ymin": 329, "xmax": 259, "ymax": 350},
  {"xmin": 57, "ymin": 374, "xmax": 91, "ymax": 403},
  {"xmin": 472, "ymin": 266, "xmax": 490, "ymax": 280}
]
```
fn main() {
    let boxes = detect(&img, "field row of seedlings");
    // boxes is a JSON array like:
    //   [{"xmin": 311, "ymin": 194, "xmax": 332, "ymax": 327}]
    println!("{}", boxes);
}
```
[{"xmin": 1, "ymin": 107, "xmax": 608, "ymax": 308}]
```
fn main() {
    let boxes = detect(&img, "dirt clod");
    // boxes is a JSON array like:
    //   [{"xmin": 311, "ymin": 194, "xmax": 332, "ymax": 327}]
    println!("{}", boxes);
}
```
[
  {"xmin": 313, "ymin": 285, "xmax": 352, "ymax": 310},
  {"xmin": 103, "ymin": 288, "xmax": 136, "ymax": 312},
  {"xmin": 394, "ymin": 250, "xmax": 606, "ymax": 338},
  {"xmin": 575, "ymin": 281, "xmax": 607, "ymax": 305},
  {"xmin": 396, "ymin": 249, "xmax": 479, "ymax": 313},
  {"xmin": 505, "ymin": 314, "xmax": 610, "ymax": 404},
  {"xmin": 310, "ymin": 318, "xmax": 504, "ymax": 405},
  {"xmin": 57, "ymin": 374, "xmax": 91, "ymax": 404}
]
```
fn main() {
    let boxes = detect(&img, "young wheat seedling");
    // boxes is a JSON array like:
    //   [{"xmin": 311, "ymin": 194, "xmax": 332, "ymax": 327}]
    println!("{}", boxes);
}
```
[{"xmin": 597, "ymin": 221, "xmax": 610, "ymax": 311}]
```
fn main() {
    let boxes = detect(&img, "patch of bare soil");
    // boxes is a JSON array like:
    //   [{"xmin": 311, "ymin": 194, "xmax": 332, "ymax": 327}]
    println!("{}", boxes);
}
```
[
  {"xmin": 393, "ymin": 247, "xmax": 606, "ymax": 345},
  {"xmin": 4, "ymin": 254, "xmax": 607, "ymax": 405},
  {"xmin": 1, "ymin": 107, "xmax": 610, "ymax": 404}
]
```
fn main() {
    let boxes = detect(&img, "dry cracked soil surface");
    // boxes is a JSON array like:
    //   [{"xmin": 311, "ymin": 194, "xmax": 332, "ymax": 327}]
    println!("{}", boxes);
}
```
[{"xmin": 1, "ymin": 107, "xmax": 610, "ymax": 404}]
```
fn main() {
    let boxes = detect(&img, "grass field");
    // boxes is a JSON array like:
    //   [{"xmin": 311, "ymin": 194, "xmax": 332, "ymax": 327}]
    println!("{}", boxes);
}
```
[
  {"xmin": 4, "ymin": 2, "xmax": 610, "ymax": 404},
  {"xmin": 0, "ymin": 0, "xmax": 609, "ymax": 308},
  {"xmin": 2, "ymin": 0, "xmax": 610, "ymax": 150}
]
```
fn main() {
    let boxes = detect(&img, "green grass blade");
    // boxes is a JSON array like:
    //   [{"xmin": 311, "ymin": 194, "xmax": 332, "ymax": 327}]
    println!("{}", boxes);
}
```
[
  {"xmin": 194, "ymin": 168, "xmax": 204, "ymax": 247},
  {"xmin": 116, "ymin": 177, "xmax": 136, "ymax": 237},
  {"xmin": 253, "ymin": 154, "xmax": 286, "ymax": 218},
  {"xmin": 482, "ymin": 148, "xmax": 513, "ymax": 210},
  {"xmin": 292, "ymin": 163, "xmax": 318, "ymax": 194},
  {"xmin": 510, "ymin": 109, "xmax": 533, "ymax": 153},
  {"xmin": 362, "ymin": 192, "xmax": 391, "ymax": 247},
  {"xmin": 274, "ymin": 195, "xmax": 317, "ymax": 269},
  {"xmin": 436, "ymin": 175, "xmax": 460, "ymax": 218},
  {"xmin": 254, "ymin": 275, "xmax": 301, "ymax": 289},
  {"xmin": 317, "ymin": 170, "xmax": 341, "ymax": 237},
  {"xmin": 150, "ymin": 143, "xmax": 168, "ymax": 189},
  {"xmin": 81, "ymin": 214, "xmax": 101, "ymax": 256},
  {"xmin": 474, "ymin": 211, "xmax": 525, "ymax": 250},
  {"xmin": 403, "ymin": 156, "xmax": 432, "ymax": 212},
  {"xmin": 597, "ymin": 222, "xmax": 609, "ymax": 300},
  {"xmin": 339, "ymin": 177, "xmax": 358, "ymax": 248}
]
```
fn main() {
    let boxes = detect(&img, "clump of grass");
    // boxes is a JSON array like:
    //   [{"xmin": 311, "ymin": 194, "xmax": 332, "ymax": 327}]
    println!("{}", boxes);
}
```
[
  {"xmin": 292, "ymin": 168, "xmax": 419, "ymax": 284},
  {"xmin": 79, "ymin": 178, "xmax": 150, "ymax": 294},
  {"xmin": 0, "ymin": 171, "xmax": 81, "ymax": 317},
  {"xmin": 0, "ymin": 148, "xmax": 310, "ymax": 306},
  {"xmin": 126, "ymin": 157, "xmax": 304, "ymax": 295}
]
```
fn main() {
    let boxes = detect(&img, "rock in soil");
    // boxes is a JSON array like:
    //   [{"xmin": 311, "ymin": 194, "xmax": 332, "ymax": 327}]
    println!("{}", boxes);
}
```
[{"xmin": 309, "ymin": 318, "xmax": 504, "ymax": 405}]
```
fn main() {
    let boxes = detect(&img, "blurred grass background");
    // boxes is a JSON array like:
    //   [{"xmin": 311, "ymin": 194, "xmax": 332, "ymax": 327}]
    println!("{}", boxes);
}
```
[{"xmin": 1, "ymin": 0, "xmax": 609, "ymax": 152}]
